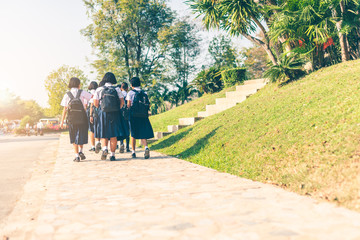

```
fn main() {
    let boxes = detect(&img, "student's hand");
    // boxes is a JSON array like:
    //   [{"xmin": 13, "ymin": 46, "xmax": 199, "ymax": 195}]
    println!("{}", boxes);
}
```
[
  {"xmin": 60, "ymin": 122, "xmax": 64, "ymax": 129},
  {"xmin": 90, "ymin": 116, "xmax": 94, "ymax": 124}
]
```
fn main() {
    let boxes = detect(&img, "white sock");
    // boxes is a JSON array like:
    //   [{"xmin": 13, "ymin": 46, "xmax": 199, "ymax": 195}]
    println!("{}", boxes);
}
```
[
  {"xmin": 145, "ymin": 146, "xmax": 149, "ymax": 150},
  {"xmin": 79, "ymin": 147, "xmax": 83, "ymax": 153},
  {"xmin": 91, "ymin": 145, "xmax": 95, "ymax": 148},
  {"xmin": 102, "ymin": 146, "xmax": 108, "ymax": 151},
  {"xmin": 111, "ymin": 152, "xmax": 115, "ymax": 156},
  {"xmin": 96, "ymin": 141, "xmax": 101, "ymax": 145},
  {"xmin": 132, "ymin": 150, "xmax": 135, "ymax": 154},
  {"xmin": 75, "ymin": 153, "xmax": 79, "ymax": 158}
]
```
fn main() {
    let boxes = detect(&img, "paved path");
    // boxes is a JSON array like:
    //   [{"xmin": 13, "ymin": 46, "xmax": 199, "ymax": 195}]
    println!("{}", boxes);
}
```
[
  {"xmin": 0, "ymin": 134, "xmax": 59, "ymax": 223},
  {"xmin": 2, "ymin": 134, "xmax": 360, "ymax": 239}
]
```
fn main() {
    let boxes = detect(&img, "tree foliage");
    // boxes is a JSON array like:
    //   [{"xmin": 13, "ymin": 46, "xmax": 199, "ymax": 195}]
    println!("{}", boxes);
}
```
[
  {"xmin": 44, "ymin": 65, "xmax": 88, "ymax": 116},
  {"xmin": 208, "ymin": 35, "xmax": 238, "ymax": 68},
  {"xmin": 82, "ymin": 0, "xmax": 175, "ymax": 85}
]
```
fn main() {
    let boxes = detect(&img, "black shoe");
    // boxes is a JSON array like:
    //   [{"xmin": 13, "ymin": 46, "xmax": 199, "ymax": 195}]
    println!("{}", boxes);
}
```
[
  {"xmin": 79, "ymin": 152, "xmax": 86, "ymax": 160},
  {"xmin": 144, "ymin": 148, "xmax": 150, "ymax": 159},
  {"xmin": 126, "ymin": 148, "xmax": 131, "ymax": 153},
  {"xmin": 89, "ymin": 147, "xmax": 95, "ymax": 152},
  {"xmin": 101, "ymin": 149, "xmax": 108, "ymax": 160},
  {"xmin": 95, "ymin": 142, "xmax": 101, "ymax": 154},
  {"xmin": 119, "ymin": 144, "xmax": 125, "ymax": 153},
  {"xmin": 110, "ymin": 156, "xmax": 116, "ymax": 161},
  {"xmin": 73, "ymin": 157, "xmax": 80, "ymax": 162},
  {"xmin": 131, "ymin": 153, "xmax": 136, "ymax": 158}
]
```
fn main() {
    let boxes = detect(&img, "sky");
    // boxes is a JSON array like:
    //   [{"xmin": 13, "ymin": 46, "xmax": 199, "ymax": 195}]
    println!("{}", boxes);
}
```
[{"xmin": 0, "ymin": 0, "xmax": 252, "ymax": 107}]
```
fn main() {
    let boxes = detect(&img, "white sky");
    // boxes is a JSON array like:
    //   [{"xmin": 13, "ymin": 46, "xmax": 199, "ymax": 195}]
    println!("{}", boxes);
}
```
[{"xmin": 0, "ymin": 0, "xmax": 252, "ymax": 107}]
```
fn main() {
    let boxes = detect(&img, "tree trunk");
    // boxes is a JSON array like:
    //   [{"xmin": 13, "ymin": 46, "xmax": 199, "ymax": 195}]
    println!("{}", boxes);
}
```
[
  {"xmin": 337, "ymin": 22, "xmax": 350, "ymax": 62},
  {"xmin": 334, "ymin": 0, "xmax": 350, "ymax": 62}
]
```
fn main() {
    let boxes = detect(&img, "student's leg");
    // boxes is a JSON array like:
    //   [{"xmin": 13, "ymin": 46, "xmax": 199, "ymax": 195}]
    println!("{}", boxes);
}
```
[
  {"xmin": 126, "ymin": 136, "xmax": 130, "ymax": 151},
  {"xmin": 79, "ymin": 145, "xmax": 86, "ymax": 160},
  {"xmin": 73, "ymin": 144, "xmax": 81, "ymax": 162},
  {"xmin": 110, "ymin": 137, "xmax": 117, "ymax": 160},
  {"xmin": 142, "ymin": 139, "xmax": 150, "ymax": 159},
  {"xmin": 101, "ymin": 138, "xmax": 109, "ymax": 160},
  {"xmin": 131, "ymin": 137, "xmax": 136, "ymax": 158},
  {"xmin": 89, "ymin": 132, "xmax": 95, "ymax": 149}
]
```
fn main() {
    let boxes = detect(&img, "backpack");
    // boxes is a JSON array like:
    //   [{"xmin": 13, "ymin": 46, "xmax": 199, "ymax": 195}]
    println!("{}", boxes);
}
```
[
  {"xmin": 100, "ymin": 86, "xmax": 120, "ymax": 112},
  {"xmin": 131, "ymin": 90, "xmax": 150, "ymax": 118},
  {"xmin": 67, "ymin": 90, "xmax": 87, "ymax": 125}
]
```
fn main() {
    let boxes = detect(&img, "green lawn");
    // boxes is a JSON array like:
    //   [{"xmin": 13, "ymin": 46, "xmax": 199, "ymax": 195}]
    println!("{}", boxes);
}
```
[
  {"xmin": 151, "ymin": 60, "xmax": 360, "ymax": 211},
  {"xmin": 150, "ymin": 85, "xmax": 236, "ymax": 132}
]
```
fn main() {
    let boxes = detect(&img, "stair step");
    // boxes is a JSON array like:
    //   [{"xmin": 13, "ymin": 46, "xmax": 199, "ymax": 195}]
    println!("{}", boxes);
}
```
[
  {"xmin": 178, "ymin": 117, "xmax": 203, "ymax": 126},
  {"xmin": 235, "ymin": 84, "xmax": 264, "ymax": 92},
  {"xmin": 226, "ymin": 90, "xmax": 257, "ymax": 99},
  {"xmin": 216, "ymin": 95, "xmax": 247, "ymax": 105},
  {"xmin": 244, "ymin": 78, "xmax": 266, "ymax": 85},
  {"xmin": 154, "ymin": 131, "xmax": 172, "ymax": 139},
  {"xmin": 198, "ymin": 111, "xmax": 209, "ymax": 118},
  {"xmin": 167, "ymin": 125, "xmax": 187, "ymax": 133}
]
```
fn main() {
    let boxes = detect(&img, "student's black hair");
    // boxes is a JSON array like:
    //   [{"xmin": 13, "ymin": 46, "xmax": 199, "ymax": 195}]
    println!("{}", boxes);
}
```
[
  {"xmin": 102, "ymin": 72, "xmax": 117, "ymax": 84},
  {"xmin": 121, "ymin": 82, "xmax": 129, "ymax": 91},
  {"xmin": 88, "ymin": 81, "xmax": 98, "ymax": 90},
  {"xmin": 68, "ymin": 77, "xmax": 81, "ymax": 89},
  {"xmin": 130, "ymin": 77, "xmax": 141, "ymax": 87},
  {"xmin": 99, "ymin": 80, "xmax": 105, "ymax": 87}
]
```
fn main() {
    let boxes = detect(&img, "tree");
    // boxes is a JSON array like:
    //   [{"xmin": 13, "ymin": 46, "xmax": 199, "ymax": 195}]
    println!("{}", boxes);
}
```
[
  {"xmin": 82, "ymin": 0, "xmax": 175, "ymax": 85},
  {"xmin": 189, "ymin": 0, "xmax": 278, "ymax": 65},
  {"xmin": 208, "ymin": 35, "xmax": 237, "ymax": 68},
  {"xmin": 241, "ymin": 45, "xmax": 268, "ymax": 79},
  {"xmin": 44, "ymin": 65, "xmax": 88, "ymax": 116},
  {"xmin": 159, "ymin": 18, "xmax": 201, "ymax": 85}
]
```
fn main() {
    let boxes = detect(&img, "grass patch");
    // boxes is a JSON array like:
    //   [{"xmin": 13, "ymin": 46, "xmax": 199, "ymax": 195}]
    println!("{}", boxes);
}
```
[
  {"xmin": 151, "ymin": 60, "xmax": 360, "ymax": 211},
  {"xmin": 150, "ymin": 86, "xmax": 236, "ymax": 132}
]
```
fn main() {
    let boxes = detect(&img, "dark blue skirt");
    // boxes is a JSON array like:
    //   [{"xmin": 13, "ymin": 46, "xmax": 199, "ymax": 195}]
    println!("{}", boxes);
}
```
[
  {"xmin": 117, "ymin": 116, "xmax": 130, "ymax": 141},
  {"xmin": 129, "ymin": 116, "xmax": 154, "ymax": 139},
  {"xmin": 97, "ymin": 109, "xmax": 129, "ymax": 139},
  {"xmin": 68, "ymin": 123, "xmax": 88, "ymax": 145}
]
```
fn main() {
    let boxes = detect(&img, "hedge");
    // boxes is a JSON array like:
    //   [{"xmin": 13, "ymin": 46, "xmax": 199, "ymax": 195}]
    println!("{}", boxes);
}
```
[{"xmin": 221, "ymin": 68, "xmax": 247, "ymax": 87}]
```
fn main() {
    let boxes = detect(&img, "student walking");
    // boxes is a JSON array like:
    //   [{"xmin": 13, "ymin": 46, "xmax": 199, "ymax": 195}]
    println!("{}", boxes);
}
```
[
  {"xmin": 126, "ymin": 77, "xmax": 154, "ymax": 159},
  {"xmin": 118, "ymin": 82, "xmax": 130, "ymax": 153},
  {"xmin": 87, "ymin": 81, "xmax": 101, "ymax": 153},
  {"xmin": 60, "ymin": 77, "xmax": 92, "ymax": 162},
  {"xmin": 93, "ymin": 72, "xmax": 128, "ymax": 161}
]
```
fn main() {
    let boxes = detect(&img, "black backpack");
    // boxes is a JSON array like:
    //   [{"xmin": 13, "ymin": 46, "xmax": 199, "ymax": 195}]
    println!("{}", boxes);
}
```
[
  {"xmin": 100, "ymin": 86, "xmax": 120, "ymax": 112},
  {"xmin": 131, "ymin": 90, "xmax": 150, "ymax": 118},
  {"xmin": 67, "ymin": 90, "xmax": 87, "ymax": 125}
]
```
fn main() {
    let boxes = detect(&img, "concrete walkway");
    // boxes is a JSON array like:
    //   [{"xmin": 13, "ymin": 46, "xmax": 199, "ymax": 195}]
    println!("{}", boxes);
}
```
[{"xmin": 2, "ymin": 134, "xmax": 360, "ymax": 240}]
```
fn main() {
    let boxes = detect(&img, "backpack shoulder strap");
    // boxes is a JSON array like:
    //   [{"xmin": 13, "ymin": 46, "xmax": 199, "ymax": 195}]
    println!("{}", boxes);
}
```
[
  {"xmin": 67, "ymin": 91, "xmax": 74, "ymax": 100},
  {"xmin": 75, "ymin": 89, "xmax": 82, "ymax": 99}
]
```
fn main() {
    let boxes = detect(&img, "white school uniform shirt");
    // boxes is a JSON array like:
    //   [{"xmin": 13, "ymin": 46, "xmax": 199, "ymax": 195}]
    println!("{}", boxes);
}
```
[
  {"xmin": 126, "ymin": 87, "xmax": 148, "ymax": 106},
  {"xmin": 88, "ymin": 89, "xmax": 96, "ymax": 104},
  {"xmin": 60, "ymin": 88, "xmax": 92, "ymax": 107},
  {"xmin": 93, "ymin": 83, "xmax": 124, "ymax": 101},
  {"xmin": 121, "ymin": 90, "xmax": 127, "ymax": 99},
  {"xmin": 37, "ymin": 122, "xmax": 44, "ymax": 129}
]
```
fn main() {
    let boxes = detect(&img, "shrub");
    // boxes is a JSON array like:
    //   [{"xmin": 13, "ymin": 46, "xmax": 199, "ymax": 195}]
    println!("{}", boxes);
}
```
[
  {"xmin": 193, "ymin": 67, "xmax": 223, "ymax": 94},
  {"xmin": 264, "ymin": 53, "xmax": 306, "ymax": 83},
  {"xmin": 221, "ymin": 68, "xmax": 247, "ymax": 87}
]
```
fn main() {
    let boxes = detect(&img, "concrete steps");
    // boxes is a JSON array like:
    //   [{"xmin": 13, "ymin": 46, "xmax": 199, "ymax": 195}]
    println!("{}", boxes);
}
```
[{"xmin": 147, "ymin": 79, "xmax": 267, "ymax": 144}]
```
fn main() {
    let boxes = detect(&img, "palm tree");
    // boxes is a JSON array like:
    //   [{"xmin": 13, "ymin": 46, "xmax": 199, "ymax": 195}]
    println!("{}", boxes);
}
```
[{"xmin": 189, "ymin": 0, "xmax": 278, "ymax": 65}]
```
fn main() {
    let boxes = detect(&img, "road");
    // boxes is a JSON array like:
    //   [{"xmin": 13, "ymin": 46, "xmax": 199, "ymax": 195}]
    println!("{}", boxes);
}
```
[{"xmin": 0, "ymin": 134, "xmax": 59, "ymax": 223}]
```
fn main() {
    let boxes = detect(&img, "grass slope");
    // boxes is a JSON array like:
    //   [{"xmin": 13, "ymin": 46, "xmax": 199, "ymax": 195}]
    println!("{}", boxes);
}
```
[
  {"xmin": 150, "ymin": 86, "xmax": 236, "ymax": 132},
  {"xmin": 151, "ymin": 60, "xmax": 360, "ymax": 211}
]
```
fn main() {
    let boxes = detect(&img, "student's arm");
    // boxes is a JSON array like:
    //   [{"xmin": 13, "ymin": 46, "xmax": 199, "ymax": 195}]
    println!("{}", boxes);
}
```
[
  {"xmin": 127, "ymin": 100, "xmax": 131, "ymax": 108},
  {"xmin": 60, "ymin": 107, "xmax": 67, "ymax": 129},
  {"xmin": 120, "ymin": 98, "xmax": 124, "ymax": 109},
  {"xmin": 89, "ymin": 103, "xmax": 94, "ymax": 124},
  {"xmin": 93, "ymin": 99, "xmax": 99, "ymax": 108}
]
